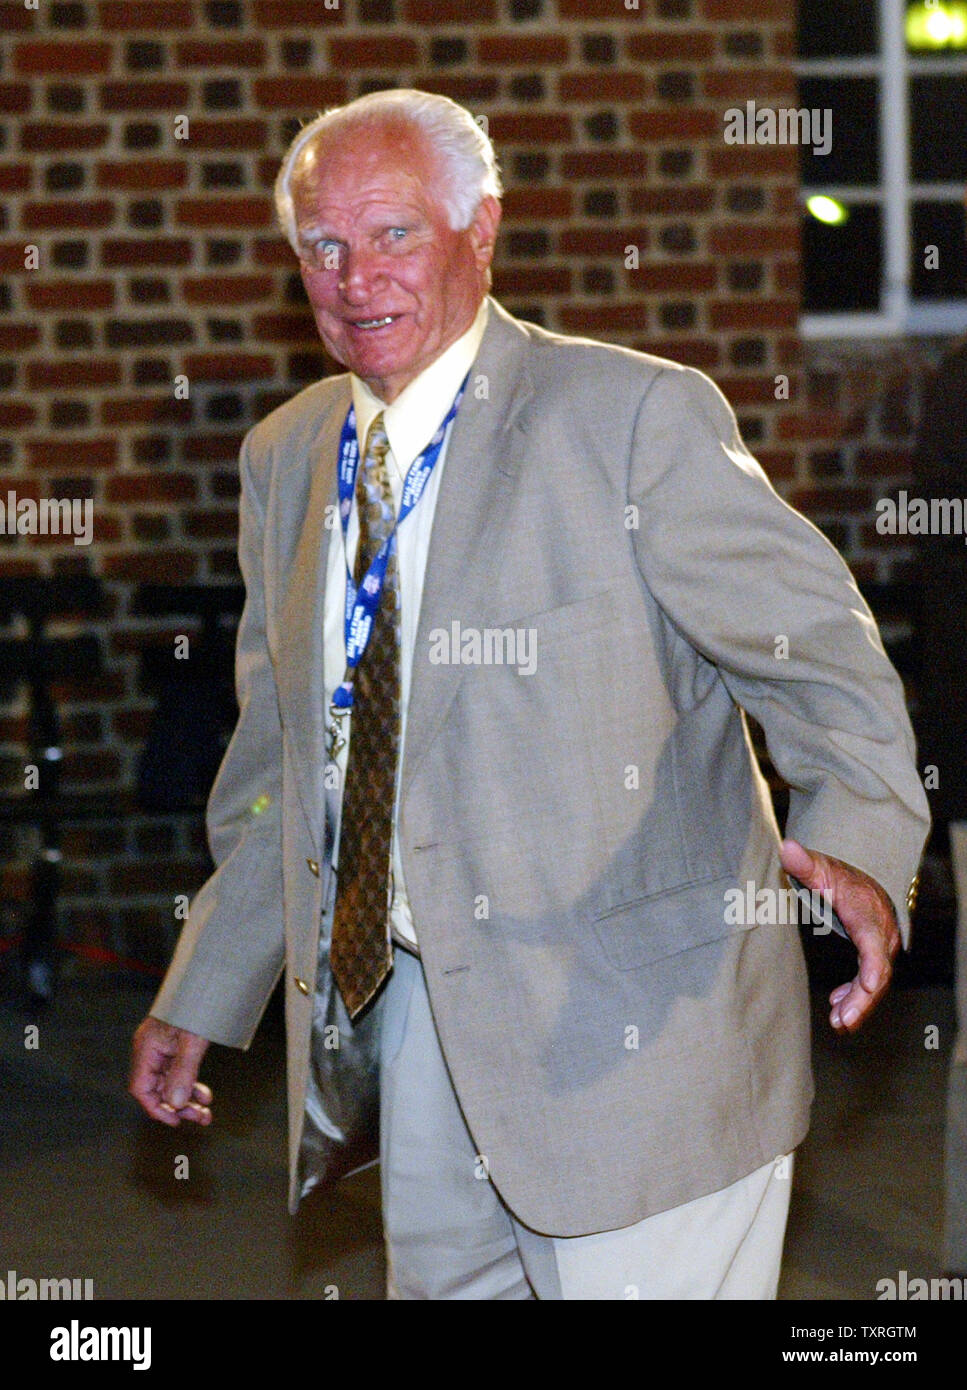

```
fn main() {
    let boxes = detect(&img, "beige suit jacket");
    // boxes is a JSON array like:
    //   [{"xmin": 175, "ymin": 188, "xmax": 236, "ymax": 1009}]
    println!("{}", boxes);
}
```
[{"xmin": 151, "ymin": 299, "xmax": 929, "ymax": 1235}]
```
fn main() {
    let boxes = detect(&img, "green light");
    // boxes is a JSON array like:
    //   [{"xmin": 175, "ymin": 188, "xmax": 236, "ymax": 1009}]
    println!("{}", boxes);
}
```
[
  {"xmin": 906, "ymin": 3, "xmax": 967, "ymax": 48},
  {"xmin": 806, "ymin": 195, "xmax": 849, "ymax": 226}
]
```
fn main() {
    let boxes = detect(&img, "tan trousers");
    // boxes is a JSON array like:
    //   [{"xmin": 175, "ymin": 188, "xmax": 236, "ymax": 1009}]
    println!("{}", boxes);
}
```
[
  {"xmin": 379, "ymin": 945, "xmax": 793, "ymax": 1299},
  {"xmin": 944, "ymin": 822, "xmax": 967, "ymax": 1270}
]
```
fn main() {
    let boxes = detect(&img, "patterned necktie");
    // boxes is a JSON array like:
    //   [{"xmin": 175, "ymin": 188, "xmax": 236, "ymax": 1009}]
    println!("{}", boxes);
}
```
[{"xmin": 330, "ymin": 412, "xmax": 401, "ymax": 1019}]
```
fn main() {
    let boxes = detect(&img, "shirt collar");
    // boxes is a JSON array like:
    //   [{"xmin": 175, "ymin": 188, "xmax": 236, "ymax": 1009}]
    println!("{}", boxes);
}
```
[{"xmin": 350, "ymin": 298, "xmax": 489, "ymax": 473}]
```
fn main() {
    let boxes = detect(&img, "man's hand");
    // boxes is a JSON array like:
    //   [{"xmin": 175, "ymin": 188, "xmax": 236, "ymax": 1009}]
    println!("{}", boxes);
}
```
[
  {"xmin": 129, "ymin": 1017, "xmax": 213, "ymax": 1127},
  {"xmin": 779, "ymin": 839, "xmax": 901, "ymax": 1035}
]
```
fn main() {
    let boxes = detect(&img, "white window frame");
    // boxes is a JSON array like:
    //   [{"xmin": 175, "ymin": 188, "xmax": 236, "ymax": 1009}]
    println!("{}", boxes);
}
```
[{"xmin": 797, "ymin": 0, "xmax": 967, "ymax": 338}]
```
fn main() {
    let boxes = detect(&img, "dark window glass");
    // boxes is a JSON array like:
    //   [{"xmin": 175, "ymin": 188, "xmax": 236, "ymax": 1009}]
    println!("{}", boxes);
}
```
[
  {"xmin": 910, "ymin": 77, "xmax": 967, "ymax": 180},
  {"xmin": 801, "ymin": 204, "xmax": 883, "ymax": 312},
  {"xmin": 797, "ymin": 0, "xmax": 878, "ymax": 58},
  {"xmin": 911, "ymin": 200, "xmax": 967, "ymax": 299},
  {"xmin": 798, "ymin": 77, "xmax": 880, "ymax": 187}
]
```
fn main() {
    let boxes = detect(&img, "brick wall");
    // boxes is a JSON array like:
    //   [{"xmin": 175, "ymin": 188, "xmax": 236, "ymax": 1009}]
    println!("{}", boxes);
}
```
[{"xmin": 0, "ymin": 0, "xmax": 948, "ymax": 962}]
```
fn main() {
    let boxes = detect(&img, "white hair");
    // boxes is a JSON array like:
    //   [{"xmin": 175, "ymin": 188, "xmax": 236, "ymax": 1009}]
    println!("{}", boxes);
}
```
[{"xmin": 274, "ymin": 88, "xmax": 502, "ymax": 251}]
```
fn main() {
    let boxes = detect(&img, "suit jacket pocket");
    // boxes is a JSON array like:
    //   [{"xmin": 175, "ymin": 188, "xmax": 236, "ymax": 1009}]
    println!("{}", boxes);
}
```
[{"xmin": 592, "ymin": 873, "xmax": 753, "ymax": 970}]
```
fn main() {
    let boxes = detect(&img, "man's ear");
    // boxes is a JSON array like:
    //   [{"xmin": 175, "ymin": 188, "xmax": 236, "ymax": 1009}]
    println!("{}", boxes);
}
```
[{"xmin": 470, "ymin": 195, "xmax": 502, "ymax": 270}]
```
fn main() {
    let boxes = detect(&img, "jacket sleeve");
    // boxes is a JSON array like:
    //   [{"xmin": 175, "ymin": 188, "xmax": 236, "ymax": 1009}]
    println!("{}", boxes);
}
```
[
  {"xmin": 628, "ymin": 364, "xmax": 930, "ymax": 945},
  {"xmin": 149, "ymin": 427, "xmax": 286, "ymax": 1047}
]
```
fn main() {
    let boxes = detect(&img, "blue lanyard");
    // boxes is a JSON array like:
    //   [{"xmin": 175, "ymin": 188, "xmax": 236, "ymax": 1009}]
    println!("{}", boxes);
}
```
[{"xmin": 331, "ymin": 371, "xmax": 469, "ymax": 712}]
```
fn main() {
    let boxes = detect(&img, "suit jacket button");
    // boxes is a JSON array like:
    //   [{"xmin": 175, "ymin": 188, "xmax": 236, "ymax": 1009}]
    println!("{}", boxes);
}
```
[
  {"xmin": 294, "ymin": 976, "xmax": 310, "ymax": 995},
  {"xmin": 307, "ymin": 858, "xmax": 320, "ymax": 877}
]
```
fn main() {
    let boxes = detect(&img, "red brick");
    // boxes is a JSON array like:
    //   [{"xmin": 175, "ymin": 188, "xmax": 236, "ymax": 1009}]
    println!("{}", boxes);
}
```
[
  {"xmin": 702, "ymin": 0, "xmax": 789, "ymax": 18},
  {"xmin": 0, "ymin": 243, "xmax": 30, "ymax": 274},
  {"xmin": 625, "ymin": 264, "xmax": 717, "ymax": 292},
  {"xmin": 253, "ymin": 76, "xmax": 347, "ymax": 107},
  {"xmin": 703, "ymin": 70, "xmax": 796, "ymax": 101},
  {"xmin": 27, "ymin": 281, "xmax": 115, "ymax": 311},
  {"xmin": 100, "ymin": 399, "xmax": 192, "ymax": 427},
  {"xmin": 181, "ymin": 435, "xmax": 245, "ymax": 463},
  {"xmin": 561, "ymin": 227, "xmax": 651, "ymax": 256},
  {"xmin": 712, "ymin": 299, "xmax": 797, "ymax": 329},
  {"xmin": 628, "ymin": 187, "xmax": 715, "ymax": 215},
  {"xmin": 190, "ymin": 120, "xmax": 268, "ymax": 150},
  {"xmin": 254, "ymin": 0, "xmax": 347, "ymax": 22},
  {"xmin": 253, "ymin": 238, "xmax": 294, "ymax": 267},
  {"xmin": 182, "ymin": 275, "xmax": 274, "ymax": 306},
  {"xmin": 490, "ymin": 113, "xmax": 573, "ymax": 143},
  {"xmin": 183, "ymin": 509, "xmax": 239, "ymax": 538},
  {"xmin": 15, "ymin": 41, "xmax": 112, "ymax": 76},
  {"xmin": 420, "ymin": 75, "xmax": 499, "ymax": 103},
  {"xmin": 184, "ymin": 354, "xmax": 275, "ymax": 382},
  {"xmin": 629, "ymin": 110, "xmax": 721, "ymax": 141},
  {"xmin": 710, "ymin": 224, "xmax": 798, "ymax": 256},
  {"xmin": 21, "ymin": 122, "xmax": 110, "ymax": 152},
  {"xmin": 0, "ymin": 403, "xmax": 37, "ymax": 429},
  {"xmin": 776, "ymin": 411, "xmax": 846, "ymax": 441},
  {"xmin": 558, "ymin": 0, "xmax": 648, "ymax": 16},
  {"xmin": 404, "ymin": 0, "xmax": 497, "ymax": 19},
  {"xmin": 329, "ymin": 36, "xmax": 420, "ymax": 68},
  {"xmin": 0, "ymin": 1, "xmax": 35, "ymax": 30},
  {"xmin": 0, "ymin": 163, "xmax": 32, "ymax": 193},
  {"xmin": 636, "ymin": 339, "xmax": 721, "ymax": 370},
  {"xmin": 855, "ymin": 448, "xmax": 914, "ymax": 477},
  {"xmin": 106, "ymin": 474, "xmax": 197, "ymax": 503},
  {"xmin": 98, "ymin": 1, "xmax": 194, "ymax": 26},
  {"xmin": 175, "ymin": 39, "xmax": 267, "ymax": 67},
  {"xmin": 101, "ymin": 238, "xmax": 193, "ymax": 268},
  {"xmin": 627, "ymin": 33, "xmax": 715, "ymax": 62},
  {"xmin": 561, "ymin": 304, "xmax": 651, "ymax": 334},
  {"xmin": 756, "ymin": 449, "xmax": 797, "ymax": 480},
  {"xmin": 249, "ymin": 313, "xmax": 313, "ymax": 343},
  {"xmin": 790, "ymin": 486, "xmax": 871, "ymax": 514},
  {"xmin": 176, "ymin": 198, "xmax": 272, "ymax": 230},
  {"xmin": 26, "ymin": 361, "xmax": 121, "ymax": 390},
  {"xmin": 776, "ymin": 260, "xmax": 800, "ymax": 293},
  {"xmin": 96, "ymin": 161, "xmax": 188, "ymax": 191},
  {"xmin": 708, "ymin": 145, "xmax": 798, "ymax": 177},
  {"xmin": 25, "ymin": 439, "xmax": 119, "ymax": 469},
  {"xmin": 502, "ymin": 187, "xmax": 574, "ymax": 220},
  {"xmin": 561, "ymin": 151, "xmax": 646, "ymax": 180},
  {"xmin": 492, "ymin": 266, "xmax": 572, "ymax": 297},
  {"xmin": 0, "ymin": 323, "xmax": 41, "ymax": 351},
  {"xmin": 99, "ymin": 82, "xmax": 192, "ymax": 112},
  {"xmin": 102, "ymin": 551, "xmax": 199, "ymax": 583},
  {"xmin": 0, "ymin": 82, "xmax": 32, "ymax": 114},
  {"xmin": 713, "ymin": 376, "xmax": 783, "ymax": 405},
  {"xmin": 22, "ymin": 200, "xmax": 115, "ymax": 231},
  {"xmin": 479, "ymin": 35, "xmax": 569, "ymax": 65},
  {"xmin": 560, "ymin": 72, "xmax": 647, "ymax": 102}
]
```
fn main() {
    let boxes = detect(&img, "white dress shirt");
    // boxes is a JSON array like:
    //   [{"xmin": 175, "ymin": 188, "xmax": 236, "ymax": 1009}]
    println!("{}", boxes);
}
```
[{"xmin": 323, "ymin": 298, "xmax": 490, "ymax": 949}]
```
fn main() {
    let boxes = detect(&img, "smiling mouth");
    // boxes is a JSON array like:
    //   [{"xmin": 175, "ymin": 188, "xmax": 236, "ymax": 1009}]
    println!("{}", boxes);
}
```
[{"xmin": 351, "ymin": 315, "xmax": 400, "ymax": 330}]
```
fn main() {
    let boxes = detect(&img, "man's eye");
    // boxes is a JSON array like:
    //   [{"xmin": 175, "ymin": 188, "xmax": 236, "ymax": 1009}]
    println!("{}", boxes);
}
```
[{"xmin": 388, "ymin": 228, "xmax": 408, "ymax": 241}]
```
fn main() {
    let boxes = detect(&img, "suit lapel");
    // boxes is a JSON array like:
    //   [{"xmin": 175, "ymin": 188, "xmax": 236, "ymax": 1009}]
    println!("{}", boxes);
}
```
[
  {"xmin": 275, "ymin": 380, "xmax": 349, "ymax": 853},
  {"xmin": 401, "ymin": 301, "xmax": 534, "ymax": 801}
]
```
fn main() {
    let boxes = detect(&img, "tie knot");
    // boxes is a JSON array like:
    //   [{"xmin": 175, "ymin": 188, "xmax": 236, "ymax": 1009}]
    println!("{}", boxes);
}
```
[{"xmin": 365, "ymin": 412, "xmax": 390, "ymax": 462}]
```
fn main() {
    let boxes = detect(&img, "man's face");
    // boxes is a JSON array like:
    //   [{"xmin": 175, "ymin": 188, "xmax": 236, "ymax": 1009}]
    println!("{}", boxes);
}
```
[{"xmin": 292, "ymin": 122, "xmax": 500, "ymax": 403}]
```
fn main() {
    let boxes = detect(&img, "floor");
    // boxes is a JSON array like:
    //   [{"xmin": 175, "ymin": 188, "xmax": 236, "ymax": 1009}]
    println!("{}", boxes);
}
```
[{"xmin": 0, "ymin": 954, "xmax": 955, "ymax": 1301}]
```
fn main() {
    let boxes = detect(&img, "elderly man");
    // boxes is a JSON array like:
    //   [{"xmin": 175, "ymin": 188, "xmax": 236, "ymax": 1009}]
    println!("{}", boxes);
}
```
[{"xmin": 130, "ymin": 89, "xmax": 929, "ymax": 1300}]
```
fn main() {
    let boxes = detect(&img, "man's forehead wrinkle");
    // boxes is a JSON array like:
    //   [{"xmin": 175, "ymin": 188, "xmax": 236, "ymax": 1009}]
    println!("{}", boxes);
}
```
[{"xmin": 294, "ymin": 186, "xmax": 430, "ymax": 241}]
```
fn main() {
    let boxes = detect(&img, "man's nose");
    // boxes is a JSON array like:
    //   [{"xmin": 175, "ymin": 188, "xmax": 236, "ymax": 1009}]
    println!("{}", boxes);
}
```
[{"xmin": 338, "ymin": 246, "xmax": 383, "ymax": 301}]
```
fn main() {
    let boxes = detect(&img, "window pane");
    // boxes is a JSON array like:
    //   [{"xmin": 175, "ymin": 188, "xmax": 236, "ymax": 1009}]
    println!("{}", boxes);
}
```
[
  {"xmin": 801, "ymin": 205, "xmax": 883, "ymax": 312},
  {"xmin": 911, "ymin": 199, "xmax": 967, "ymax": 299},
  {"xmin": 798, "ymin": 77, "xmax": 879, "ymax": 187},
  {"xmin": 910, "ymin": 76, "xmax": 967, "ymax": 180},
  {"xmin": 798, "ymin": 0, "xmax": 879, "ymax": 58},
  {"xmin": 905, "ymin": 1, "xmax": 967, "ymax": 58}
]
